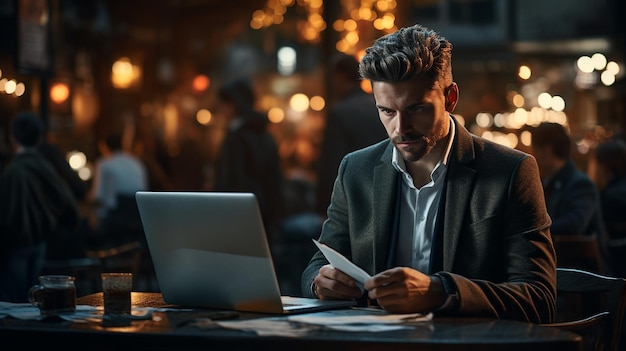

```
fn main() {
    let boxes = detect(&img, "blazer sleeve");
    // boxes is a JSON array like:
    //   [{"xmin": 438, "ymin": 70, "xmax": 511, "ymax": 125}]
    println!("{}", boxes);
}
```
[{"xmin": 440, "ymin": 154, "xmax": 556, "ymax": 323}]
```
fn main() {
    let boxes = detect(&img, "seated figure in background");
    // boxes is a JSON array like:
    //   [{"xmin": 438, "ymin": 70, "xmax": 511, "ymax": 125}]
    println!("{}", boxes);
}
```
[
  {"xmin": 530, "ymin": 122, "xmax": 606, "ymax": 238},
  {"xmin": 530, "ymin": 122, "xmax": 610, "ymax": 274},
  {"xmin": 594, "ymin": 136, "xmax": 626, "ymax": 276}
]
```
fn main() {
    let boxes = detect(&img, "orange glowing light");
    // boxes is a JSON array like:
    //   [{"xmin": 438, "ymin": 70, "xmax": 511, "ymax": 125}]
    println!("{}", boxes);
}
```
[
  {"xmin": 192, "ymin": 74, "xmax": 210, "ymax": 92},
  {"xmin": 50, "ymin": 82, "xmax": 70, "ymax": 104}
]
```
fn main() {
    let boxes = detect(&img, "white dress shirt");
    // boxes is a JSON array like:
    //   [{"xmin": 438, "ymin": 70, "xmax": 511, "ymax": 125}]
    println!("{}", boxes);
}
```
[{"xmin": 392, "ymin": 117, "xmax": 455, "ymax": 273}]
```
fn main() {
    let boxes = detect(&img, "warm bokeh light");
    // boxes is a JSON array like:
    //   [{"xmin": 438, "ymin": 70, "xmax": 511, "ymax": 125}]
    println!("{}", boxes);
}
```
[
  {"xmin": 252, "ymin": 0, "xmax": 324, "ymax": 42},
  {"xmin": 518, "ymin": 65, "xmax": 531, "ymax": 80},
  {"xmin": 78, "ymin": 165, "xmax": 92, "ymax": 181},
  {"xmin": 591, "ymin": 53, "xmax": 607, "ymax": 71},
  {"xmin": 601, "ymin": 70, "xmax": 616, "ymax": 86},
  {"xmin": 14, "ymin": 82, "xmax": 26, "ymax": 97},
  {"xmin": 481, "ymin": 130, "xmax": 518, "ymax": 149},
  {"xmin": 289, "ymin": 93, "xmax": 309, "ymax": 112},
  {"xmin": 192, "ymin": 74, "xmax": 210, "ymax": 92},
  {"xmin": 309, "ymin": 95, "xmax": 325, "ymax": 111},
  {"xmin": 344, "ymin": 19, "xmax": 357, "ymax": 31},
  {"xmin": 111, "ymin": 57, "xmax": 141, "ymax": 89},
  {"xmin": 196, "ymin": 109, "xmax": 212, "ymax": 125},
  {"xmin": 4, "ymin": 79, "xmax": 16, "ymax": 94},
  {"xmin": 67, "ymin": 151, "xmax": 87, "ymax": 170},
  {"xmin": 537, "ymin": 92, "xmax": 552, "ymax": 109},
  {"xmin": 50, "ymin": 82, "xmax": 70, "ymax": 104},
  {"xmin": 475, "ymin": 112, "xmax": 493, "ymax": 128},
  {"xmin": 360, "ymin": 79, "xmax": 372, "ymax": 94},
  {"xmin": 606, "ymin": 61, "xmax": 620, "ymax": 75},
  {"xmin": 336, "ymin": 40, "xmax": 349, "ymax": 53},
  {"xmin": 551, "ymin": 96, "xmax": 565, "ymax": 112},
  {"xmin": 520, "ymin": 130, "xmax": 532, "ymax": 146},
  {"xmin": 268, "ymin": 107, "xmax": 285, "ymax": 123},
  {"xmin": 512, "ymin": 93, "xmax": 525, "ymax": 108},
  {"xmin": 576, "ymin": 56, "xmax": 594, "ymax": 73}
]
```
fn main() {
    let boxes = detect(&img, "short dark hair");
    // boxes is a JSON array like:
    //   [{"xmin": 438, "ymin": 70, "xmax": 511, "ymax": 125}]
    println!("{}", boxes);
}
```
[
  {"xmin": 532, "ymin": 122, "xmax": 571, "ymax": 160},
  {"xmin": 596, "ymin": 137, "xmax": 626, "ymax": 177},
  {"xmin": 104, "ymin": 134, "xmax": 123, "ymax": 151},
  {"xmin": 359, "ymin": 24, "xmax": 453, "ymax": 88},
  {"xmin": 11, "ymin": 111, "xmax": 43, "ymax": 147},
  {"xmin": 219, "ymin": 77, "xmax": 255, "ymax": 113}
]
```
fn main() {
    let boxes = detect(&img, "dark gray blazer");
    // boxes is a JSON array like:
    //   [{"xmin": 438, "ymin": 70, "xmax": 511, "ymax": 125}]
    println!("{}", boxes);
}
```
[{"xmin": 302, "ymin": 117, "xmax": 556, "ymax": 324}]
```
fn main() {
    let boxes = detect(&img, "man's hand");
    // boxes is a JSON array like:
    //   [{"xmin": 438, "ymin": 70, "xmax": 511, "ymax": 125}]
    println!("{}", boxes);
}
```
[
  {"xmin": 364, "ymin": 267, "xmax": 447, "ymax": 313},
  {"xmin": 313, "ymin": 264, "xmax": 363, "ymax": 300}
]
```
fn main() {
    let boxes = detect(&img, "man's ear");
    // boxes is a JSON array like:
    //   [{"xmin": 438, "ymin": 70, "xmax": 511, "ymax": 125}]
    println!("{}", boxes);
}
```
[{"xmin": 445, "ymin": 82, "xmax": 459, "ymax": 112}]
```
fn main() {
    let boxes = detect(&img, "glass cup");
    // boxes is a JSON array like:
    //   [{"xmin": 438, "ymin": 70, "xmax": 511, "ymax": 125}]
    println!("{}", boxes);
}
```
[
  {"xmin": 28, "ymin": 275, "xmax": 77, "ymax": 316},
  {"xmin": 101, "ymin": 273, "xmax": 132, "ymax": 316}
]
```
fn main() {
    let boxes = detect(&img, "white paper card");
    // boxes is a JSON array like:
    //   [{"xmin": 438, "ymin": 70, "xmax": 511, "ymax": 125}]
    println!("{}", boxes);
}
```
[{"xmin": 313, "ymin": 239, "xmax": 372, "ymax": 292}]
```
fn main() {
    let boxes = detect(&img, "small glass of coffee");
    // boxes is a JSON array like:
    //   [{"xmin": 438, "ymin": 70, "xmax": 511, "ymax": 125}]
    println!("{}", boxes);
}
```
[
  {"xmin": 101, "ymin": 272, "xmax": 132, "ymax": 316},
  {"xmin": 28, "ymin": 275, "xmax": 77, "ymax": 316}
]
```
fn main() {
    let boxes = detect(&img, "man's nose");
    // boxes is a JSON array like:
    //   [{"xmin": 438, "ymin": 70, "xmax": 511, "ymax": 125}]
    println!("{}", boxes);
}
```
[{"xmin": 396, "ymin": 113, "xmax": 412, "ymax": 134}]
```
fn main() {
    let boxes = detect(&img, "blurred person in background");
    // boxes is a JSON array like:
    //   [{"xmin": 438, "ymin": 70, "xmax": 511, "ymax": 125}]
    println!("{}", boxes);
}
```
[
  {"xmin": 89, "ymin": 132, "xmax": 148, "ymax": 246},
  {"xmin": 302, "ymin": 24, "xmax": 556, "ymax": 323},
  {"xmin": 530, "ymin": 122, "xmax": 606, "ymax": 238},
  {"xmin": 315, "ymin": 53, "xmax": 387, "ymax": 217},
  {"xmin": 0, "ymin": 112, "xmax": 80, "ymax": 302},
  {"xmin": 213, "ymin": 77, "xmax": 284, "ymax": 243},
  {"xmin": 594, "ymin": 136, "xmax": 626, "ymax": 276}
]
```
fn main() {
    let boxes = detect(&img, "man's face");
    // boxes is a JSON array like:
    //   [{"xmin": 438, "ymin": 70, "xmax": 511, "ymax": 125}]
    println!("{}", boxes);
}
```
[{"xmin": 372, "ymin": 78, "xmax": 457, "ymax": 162}]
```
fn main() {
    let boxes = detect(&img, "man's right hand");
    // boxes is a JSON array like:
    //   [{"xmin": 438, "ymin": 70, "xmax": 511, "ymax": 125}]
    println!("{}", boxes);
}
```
[{"xmin": 313, "ymin": 264, "xmax": 363, "ymax": 300}]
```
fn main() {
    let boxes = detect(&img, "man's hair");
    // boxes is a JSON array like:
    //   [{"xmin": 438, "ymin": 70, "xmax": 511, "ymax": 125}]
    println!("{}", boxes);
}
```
[
  {"xmin": 596, "ymin": 137, "xmax": 626, "ymax": 177},
  {"xmin": 219, "ymin": 77, "xmax": 256, "ymax": 113},
  {"xmin": 532, "ymin": 122, "xmax": 571, "ymax": 160},
  {"xmin": 104, "ymin": 134, "xmax": 123, "ymax": 151},
  {"xmin": 11, "ymin": 111, "xmax": 43, "ymax": 147},
  {"xmin": 359, "ymin": 24, "xmax": 453, "ymax": 88}
]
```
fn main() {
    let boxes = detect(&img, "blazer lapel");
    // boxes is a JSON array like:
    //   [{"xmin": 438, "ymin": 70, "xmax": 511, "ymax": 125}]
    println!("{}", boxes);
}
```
[
  {"xmin": 438, "ymin": 119, "xmax": 477, "ymax": 271},
  {"xmin": 372, "ymin": 143, "xmax": 398, "ymax": 273}
]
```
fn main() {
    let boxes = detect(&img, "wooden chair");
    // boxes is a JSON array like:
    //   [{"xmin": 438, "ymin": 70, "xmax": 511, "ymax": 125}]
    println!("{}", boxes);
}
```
[
  {"xmin": 544, "ymin": 268, "xmax": 626, "ymax": 351},
  {"xmin": 553, "ymin": 234, "xmax": 606, "ymax": 274}
]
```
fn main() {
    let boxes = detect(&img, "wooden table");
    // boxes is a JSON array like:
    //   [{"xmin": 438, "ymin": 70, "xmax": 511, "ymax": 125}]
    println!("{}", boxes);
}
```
[{"xmin": 0, "ymin": 292, "xmax": 582, "ymax": 351}]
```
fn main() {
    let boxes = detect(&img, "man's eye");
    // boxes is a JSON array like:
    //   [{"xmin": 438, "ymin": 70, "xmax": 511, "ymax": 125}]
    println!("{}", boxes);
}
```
[{"xmin": 408, "ymin": 105, "xmax": 425, "ymax": 113}]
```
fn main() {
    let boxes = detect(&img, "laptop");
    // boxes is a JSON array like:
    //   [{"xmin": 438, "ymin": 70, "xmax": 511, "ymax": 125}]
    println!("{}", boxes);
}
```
[{"xmin": 135, "ymin": 191, "xmax": 356, "ymax": 314}]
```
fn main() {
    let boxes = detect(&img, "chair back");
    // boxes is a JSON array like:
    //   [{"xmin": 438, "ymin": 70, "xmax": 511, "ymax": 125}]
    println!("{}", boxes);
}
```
[{"xmin": 545, "ymin": 268, "xmax": 626, "ymax": 351}]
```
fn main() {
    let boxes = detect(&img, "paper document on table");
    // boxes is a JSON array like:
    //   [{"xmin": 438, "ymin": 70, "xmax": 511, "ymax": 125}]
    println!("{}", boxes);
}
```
[
  {"xmin": 313, "ymin": 239, "xmax": 371, "ymax": 291},
  {"xmin": 289, "ymin": 308, "xmax": 433, "ymax": 325}
]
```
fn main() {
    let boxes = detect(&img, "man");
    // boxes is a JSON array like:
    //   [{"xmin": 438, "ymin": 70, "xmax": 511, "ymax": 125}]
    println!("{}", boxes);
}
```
[
  {"xmin": 213, "ymin": 77, "xmax": 284, "ymax": 243},
  {"xmin": 530, "ymin": 122, "xmax": 605, "ymax": 238},
  {"xmin": 90, "ymin": 133, "xmax": 148, "ymax": 245},
  {"xmin": 301, "ymin": 24, "xmax": 556, "ymax": 323},
  {"xmin": 315, "ymin": 53, "xmax": 387, "ymax": 216},
  {"xmin": 0, "ymin": 112, "xmax": 80, "ymax": 302}
]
